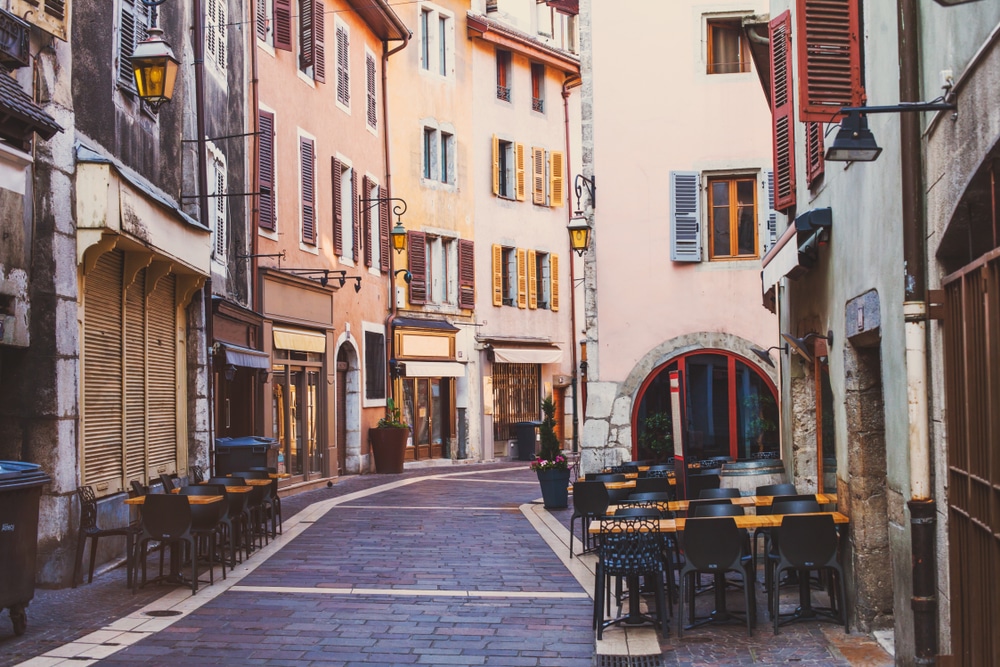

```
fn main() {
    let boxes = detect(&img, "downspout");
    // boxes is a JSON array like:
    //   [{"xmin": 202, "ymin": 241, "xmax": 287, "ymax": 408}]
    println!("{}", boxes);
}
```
[
  {"xmin": 898, "ymin": 0, "xmax": 936, "ymax": 663},
  {"xmin": 193, "ymin": 0, "xmax": 215, "ymax": 468},
  {"xmin": 563, "ymin": 73, "xmax": 581, "ymax": 453},
  {"xmin": 248, "ymin": 0, "xmax": 261, "ymax": 313}
]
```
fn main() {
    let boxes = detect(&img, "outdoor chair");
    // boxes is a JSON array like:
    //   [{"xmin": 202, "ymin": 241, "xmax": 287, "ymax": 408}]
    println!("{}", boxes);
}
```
[
  {"xmin": 594, "ymin": 473, "xmax": 631, "ymax": 503},
  {"xmin": 609, "ymin": 464, "xmax": 639, "ymax": 475},
  {"xmin": 699, "ymin": 487, "xmax": 741, "ymax": 499},
  {"xmin": 684, "ymin": 473, "xmax": 720, "ymax": 500},
  {"xmin": 634, "ymin": 476, "xmax": 672, "ymax": 495},
  {"xmin": 752, "ymin": 485, "xmax": 804, "ymax": 573},
  {"xmin": 764, "ymin": 499, "xmax": 823, "ymax": 612},
  {"xmin": 208, "ymin": 476, "xmax": 254, "ymax": 561},
  {"xmin": 133, "ymin": 494, "xmax": 199, "ymax": 595},
  {"xmin": 569, "ymin": 480, "xmax": 610, "ymax": 558},
  {"xmin": 73, "ymin": 485, "xmax": 138, "ymax": 588},
  {"xmin": 242, "ymin": 470, "xmax": 282, "ymax": 537},
  {"xmin": 129, "ymin": 480, "xmax": 149, "ymax": 497},
  {"xmin": 159, "ymin": 473, "xmax": 177, "ymax": 492},
  {"xmin": 178, "ymin": 485, "xmax": 229, "ymax": 585}
]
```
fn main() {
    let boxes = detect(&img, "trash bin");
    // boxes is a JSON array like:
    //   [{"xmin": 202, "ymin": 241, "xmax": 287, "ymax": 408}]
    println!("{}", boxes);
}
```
[
  {"xmin": 214, "ymin": 436, "xmax": 279, "ymax": 476},
  {"xmin": 514, "ymin": 421, "xmax": 542, "ymax": 461},
  {"xmin": 0, "ymin": 461, "xmax": 51, "ymax": 636}
]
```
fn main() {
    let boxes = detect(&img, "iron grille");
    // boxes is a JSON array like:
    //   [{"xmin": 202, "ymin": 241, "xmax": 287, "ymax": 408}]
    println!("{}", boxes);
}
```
[
  {"xmin": 532, "ymin": 97, "xmax": 544, "ymax": 113},
  {"xmin": 497, "ymin": 85, "xmax": 511, "ymax": 102},
  {"xmin": 492, "ymin": 363, "xmax": 539, "ymax": 441}
]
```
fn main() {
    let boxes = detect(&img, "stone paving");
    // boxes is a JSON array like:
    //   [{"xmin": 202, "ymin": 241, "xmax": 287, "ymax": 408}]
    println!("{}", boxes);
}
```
[{"xmin": 0, "ymin": 462, "xmax": 894, "ymax": 666}]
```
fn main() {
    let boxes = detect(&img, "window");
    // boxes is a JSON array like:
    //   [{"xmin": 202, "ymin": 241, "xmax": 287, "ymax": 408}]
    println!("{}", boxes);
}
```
[
  {"xmin": 117, "ymin": 0, "xmax": 150, "ymax": 93},
  {"xmin": 206, "ymin": 0, "xmax": 227, "ymax": 73},
  {"xmin": 258, "ymin": 110, "xmax": 276, "ymax": 230},
  {"xmin": 670, "ymin": 171, "xmax": 702, "ymax": 262},
  {"xmin": 363, "ymin": 177, "xmax": 381, "ymax": 270},
  {"xmin": 335, "ymin": 22, "xmax": 349, "ymax": 104},
  {"xmin": 10, "ymin": 0, "xmax": 70, "ymax": 41},
  {"xmin": 269, "ymin": 0, "xmax": 294, "ymax": 51},
  {"xmin": 423, "ymin": 127, "xmax": 434, "ymax": 180},
  {"xmin": 298, "ymin": 0, "xmax": 326, "ymax": 82},
  {"xmin": 255, "ymin": 0, "xmax": 274, "ymax": 46},
  {"xmin": 421, "ymin": 126, "xmax": 456, "ymax": 186},
  {"xmin": 498, "ymin": 140, "xmax": 512, "ymax": 198},
  {"xmin": 366, "ymin": 52, "xmax": 377, "ymax": 130},
  {"xmin": 332, "ymin": 158, "xmax": 354, "ymax": 259},
  {"xmin": 418, "ymin": 5, "xmax": 452, "ymax": 77},
  {"xmin": 364, "ymin": 330, "xmax": 386, "ymax": 400},
  {"xmin": 420, "ymin": 8, "xmax": 431, "ymax": 70},
  {"xmin": 796, "ymin": 0, "xmax": 864, "ymax": 123},
  {"xmin": 209, "ymin": 146, "xmax": 227, "ymax": 261},
  {"xmin": 502, "ymin": 246, "xmax": 516, "ymax": 306},
  {"xmin": 530, "ymin": 63, "xmax": 544, "ymax": 112},
  {"xmin": 708, "ymin": 176, "xmax": 757, "ymax": 260},
  {"xmin": 439, "ymin": 16, "xmax": 447, "ymax": 76},
  {"xmin": 426, "ymin": 236, "xmax": 456, "ymax": 305},
  {"xmin": 491, "ymin": 246, "xmax": 525, "ymax": 308},
  {"xmin": 533, "ymin": 251, "xmax": 549, "ymax": 309},
  {"xmin": 496, "ymin": 49, "xmax": 511, "ymax": 102},
  {"xmin": 706, "ymin": 18, "xmax": 749, "ymax": 74},
  {"xmin": 530, "ymin": 148, "xmax": 565, "ymax": 207},
  {"xmin": 440, "ymin": 132, "xmax": 452, "ymax": 183},
  {"xmin": 300, "ymin": 136, "xmax": 316, "ymax": 245},
  {"xmin": 492, "ymin": 137, "xmax": 524, "ymax": 200}
]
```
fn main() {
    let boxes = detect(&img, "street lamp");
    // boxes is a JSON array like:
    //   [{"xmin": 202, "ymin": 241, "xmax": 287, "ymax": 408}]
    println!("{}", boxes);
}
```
[
  {"xmin": 825, "ymin": 102, "xmax": 957, "ymax": 162},
  {"xmin": 568, "ymin": 213, "xmax": 590, "ymax": 257},
  {"xmin": 359, "ymin": 195, "xmax": 411, "ymax": 254},
  {"xmin": 132, "ymin": 0, "xmax": 179, "ymax": 110}
]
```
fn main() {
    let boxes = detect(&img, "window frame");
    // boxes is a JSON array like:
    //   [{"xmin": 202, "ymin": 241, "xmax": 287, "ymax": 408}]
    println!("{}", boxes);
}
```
[
  {"xmin": 706, "ymin": 174, "xmax": 759, "ymax": 261},
  {"xmin": 501, "ymin": 246, "xmax": 516, "ymax": 307},
  {"xmin": 534, "ymin": 251, "xmax": 550, "ymax": 310},
  {"xmin": 706, "ymin": 17, "xmax": 750, "ymax": 75},
  {"xmin": 116, "ymin": 0, "xmax": 150, "ymax": 95},
  {"xmin": 496, "ymin": 49, "xmax": 512, "ymax": 102},
  {"xmin": 497, "ymin": 139, "xmax": 514, "ymax": 199},
  {"xmin": 362, "ymin": 325, "xmax": 387, "ymax": 405},
  {"xmin": 530, "ymin": 63, "xmax": 545, "ymax": 113}
]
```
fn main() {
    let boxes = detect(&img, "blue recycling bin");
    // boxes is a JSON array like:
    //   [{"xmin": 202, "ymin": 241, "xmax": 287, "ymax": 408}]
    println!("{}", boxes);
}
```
[{"xmin": 214, "ymin": 437, "xmax": 279, "ymax": 476}]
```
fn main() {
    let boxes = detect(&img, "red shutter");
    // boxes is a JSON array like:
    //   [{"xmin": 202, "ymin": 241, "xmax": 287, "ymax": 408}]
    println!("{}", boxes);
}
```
[
  {"xmin": 805, "ymin": 121, "xmax": 826, "ymax": 187},
  {"xmin": 408, "ymin": 231, "xmax": 427, "ymax": 304},
  {"xmin": 332, "ymin": 157, "xmax": 343, "ymax": 255},
  {"xmin": 351, "ymin": 169, "xmax": 360, "ymax": 261},
  {"xmin": 258, "ymin": 110, "xmax": 275, "ymax": 230},
  {"xmin": 300, "ymin": 137, "xmax": 316, "ymax": 245},
  {"xmin": 299, "ymin": 0, "xmax": 313, "ymax": 70},
  {"xmin": 362, "ymin": 175, "xmax": 373, "ymax": 267},
  {"xmin": 797, "ymin": 0, "xmax": 864, "ymax": 122},
  {"xmin": 274, "ymin": 0, "xmax": 292, "ymax": 51},
  {"xmin": 769, "ymin": 11, "xmax": 796, "ymax": 212},
  {"xmin": 379, "ymin": 186, "xmax": 390, "ymax": 273},
  {"xmin": 313, "ymin": 0, "xmax": 326, "ymax": 83},
  {"xmin": 458, "ymin": 239, "xmax": 475, "ymax": 310}
]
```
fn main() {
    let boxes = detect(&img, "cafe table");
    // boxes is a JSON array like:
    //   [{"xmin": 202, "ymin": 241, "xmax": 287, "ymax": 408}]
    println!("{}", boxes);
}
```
[
  {"xmin": 125, "ymin": 494, "xmax": 225, "ymax": 586},
  {"xmin": 609, "ymin": 493, "xmax": 838, "ymax": 514}
]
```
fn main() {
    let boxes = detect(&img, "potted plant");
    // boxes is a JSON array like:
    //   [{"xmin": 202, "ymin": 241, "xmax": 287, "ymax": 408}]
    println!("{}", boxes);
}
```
[
  {"xmin": 369, "ymin": 398, "xmax": 410, "ymax": 474},
  {"xmin": 637, "ymin": 411, "xmax": 674, "ymax": 463},
  {"xmin": 530, "ymin": 396, "xmax": 570, "ymax": 509}
]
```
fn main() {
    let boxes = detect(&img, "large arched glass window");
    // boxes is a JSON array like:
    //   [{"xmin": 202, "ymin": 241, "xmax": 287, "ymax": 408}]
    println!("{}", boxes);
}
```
[{"xmin": 634, "ymin": 350, "xmax": 778, "ymax": 462}]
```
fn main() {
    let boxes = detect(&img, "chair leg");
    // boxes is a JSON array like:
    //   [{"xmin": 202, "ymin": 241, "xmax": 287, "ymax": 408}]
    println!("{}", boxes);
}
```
[
  {"xmin": 655, "ymin": 572, "xmax": 669, "ymax": 637},
  {"xmin": 72, "ymin": 533, "xmax": 87, "ymax": 588},
  {"xmin": 88, "ymin": 536, "xmax": 100, "ymax": 584},
  {"xmin": 677, "ymin": 572, "xmax": 686, "ymax": 638}
]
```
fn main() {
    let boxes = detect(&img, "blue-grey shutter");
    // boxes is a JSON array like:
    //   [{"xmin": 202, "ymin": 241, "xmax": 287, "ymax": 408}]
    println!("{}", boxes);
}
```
[
  {"xmin": 765, "ymin": 170, "xmax": 777, "ymax": 253},
  {"xmin": 670, "ymin": 171, "xmax": 701, "ymax": 262}
]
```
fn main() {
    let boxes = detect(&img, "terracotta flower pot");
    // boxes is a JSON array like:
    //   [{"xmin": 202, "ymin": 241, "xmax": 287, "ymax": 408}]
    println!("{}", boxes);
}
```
[{"xmin": 369, "ymin": 427, "xmax": 409, "ymax": 474}]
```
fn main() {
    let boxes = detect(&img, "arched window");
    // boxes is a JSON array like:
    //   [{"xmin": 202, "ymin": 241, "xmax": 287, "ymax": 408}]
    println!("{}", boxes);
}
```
[{"xmin": 634, "ymin": 350, "xmax": 778, "ymax": 462}]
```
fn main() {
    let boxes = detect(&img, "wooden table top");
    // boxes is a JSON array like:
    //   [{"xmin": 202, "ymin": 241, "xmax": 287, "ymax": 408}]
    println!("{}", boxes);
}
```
[
  {"xmin": 173, "ymin": 485, "xmax": 253, "ymax": 493},
  {"xmin": 271, "ymin": 473, "xmax": 291, "ymax": 479},
  {"xmin": 125, "ymin": 495, "xmax": 224, "ymax": 506},
  {"xmin": 608, "ymin": 493, "xmax": 838, "ymax": 513},
  {"xmin": 589, "ymin": 511, "xmax": 850, "ymax": 534},
  {"xmin": 241, "ymin": 478, "xmax": 274, "ymax": 487}
]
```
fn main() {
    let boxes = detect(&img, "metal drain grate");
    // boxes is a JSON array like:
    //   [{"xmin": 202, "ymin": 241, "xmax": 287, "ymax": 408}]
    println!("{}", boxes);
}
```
[
  {"xmin": 594, "ymin": 654, "xmax": 664, "ymax": 667},
  {"xmin": 144, "ymin": 610, "xmax": 182, "ymax": 617}
]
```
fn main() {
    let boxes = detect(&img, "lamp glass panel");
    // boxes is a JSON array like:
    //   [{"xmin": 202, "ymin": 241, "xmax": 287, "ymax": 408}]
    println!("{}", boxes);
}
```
[
  {"xmin": 711, "ymin": 180, "xmax": 730, "ymax": 256},
  {"xmin": 736, "ymin": 180, "xmax": 755, "ymax": 255},
  {"xmin": 570, "ymin": 227, "xmax": 588, "ymax": 251}
]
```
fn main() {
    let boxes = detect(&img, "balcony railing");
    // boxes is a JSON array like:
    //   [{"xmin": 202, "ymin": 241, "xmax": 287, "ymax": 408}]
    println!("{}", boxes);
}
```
[
  {"xmin": 532, "ymin": 97, "xmax": 544, "ymax": 113},
  {"xmin": 497, "ymin": 85, "xmax": 511, "ymax": 102}
]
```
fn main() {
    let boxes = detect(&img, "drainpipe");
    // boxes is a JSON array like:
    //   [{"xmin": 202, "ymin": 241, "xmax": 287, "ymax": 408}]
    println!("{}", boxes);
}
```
[
  {"xmin": 248, "ymin": 0, "xmax": 261, "ymax": 313},
  {"xmin": 898, "ymin": 0, "xmax": 936, "ymax": 663},
  {"xmin": 563, "ymin": 74, "xmax": 581, "ymax": 453}
]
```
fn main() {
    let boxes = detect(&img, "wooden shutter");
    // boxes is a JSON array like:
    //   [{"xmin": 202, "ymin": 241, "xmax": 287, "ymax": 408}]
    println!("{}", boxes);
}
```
[
  {"xmin": 549, "ymin": 151, "xmax": 564, "ymax": 208},
  {"xmin": 516, "ymin": 248, "xmax": 527, "ymax": 308},
  {"xmin": 337, "ymin": 25, "xmax": 350, "ymax": 105},
  {"xmin": 458, "ymin": 239, "xmax": 475, "ymax": 310},
  {"xmin": 314, "ymin": 0, "xmax": 326, "ymax": 82},
  {"xmin": 274, "ymin": 0, "xmax": 293, "ymax": 51},
  {"xmin": 379, "ymin": 185, "xmax": 390, "ymax": 272},
  {"xmin": 256, "ymin": 0, "xmax": 268, "ymax": 41},
  {"xmin": 550, "ymin": 254, "xmax": 559, "ymax": 312},
  {"xmin": 531, "ymin": 147, "xmax": 545, "ymax": 205},
  {"xmin": 258, "ymin": 110, "xmax": 275, "ymax": 230},
  {"xmin": 332, "ymin": 157, "xmax": 343, "ymax": 255},
  {"xmin": 765, "ymin": 171, "xmax": 778, "ymax": 254},
  {"xmin": 670, "ymin": 171, "xmax": 701, "ymax": 262},
  {"xmin": 492, "ymin": 244, "xmax": 503, "ymax": 306},
  {"xmin": 514, "ymin": 143, "xmax": 525, "ymax": 201},
  {"xmin": 805, "ymin": 121, "xmax": 825, "ymax": 186},
  {"xmin": 770, "ymin": 11, "xmax": 796, "ymax": 211},
  {"xmin": 491, "ymin": 134, "xmax": 500, "ymax": 195},
  {"xmin": 408, "ymin": 231, "xmax": 427, "ymax": 304},
  {"xmin": 146, "ymin": 272, "xmax": 178, "ymax": 479},
  {"xmin": 362, "ymin": 175, "xmax": 373, "ymax": 267},
  {"xmin": 124, "ymin": 268, "xmax": 146, "ymax": 485},
  {"xmin": 118, "ymin": 0, "xmax": 149, "ymax": 91},
  {"xmin": 797, "ymin": 0, "xmax": 864, "ymax": 123},
  {"xmin": 206, "ymin": 0, "xmax": 218, "ymax": 66},
  {"xmin": 366, "ymin": 54, "xmax": 377, "ymax": 128},
  {"xmin": 300, "ymin": 137, "xmax": 316, "ymax": 245},
  {"xmin": 527, "ymin": 250, "xmax": 537, "ymax": 309},
  {"xmin": 83, "ymin": 250, "xmax": 124, "ymax": 491},
  {"xmin": 213, "ymin": 0, "xmax": 226, "ymax": 70},
  {"xmin": 300, "ymin": 0, "xmax": 314, "ymax": 70},
  {"xmin": 351, "ymin": 169, "xmax": 360, "ymax": 260},
  {"xmin": 213, "ymin": 158, "xmax": 227, "ymax": 259}
]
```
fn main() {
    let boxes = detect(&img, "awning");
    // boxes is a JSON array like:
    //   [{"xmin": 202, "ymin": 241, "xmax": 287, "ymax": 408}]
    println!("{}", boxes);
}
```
[
  {"xmin": 492, "ymin": 345, "xmax": 563, "ymax": 364},
  {"xmin": 761, "ymin": 225, "xmax": 802, "ymax": 291},
  {"xmin": 273, "ymin": 326, "xmax": 326, "ymax": 353},
  {"xmin": 403, "ymin": 361, "xmax": 466, "ymax": 378},
  {"xmin": 220, "ymin": 342, "xmax": 270, "ymax": 369}
]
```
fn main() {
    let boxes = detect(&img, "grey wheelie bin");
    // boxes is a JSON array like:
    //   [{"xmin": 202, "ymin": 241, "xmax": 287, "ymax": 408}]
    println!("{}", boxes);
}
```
[{"xmin": 0, "ymin": 461, "xmax": 51, "ymax": 636}]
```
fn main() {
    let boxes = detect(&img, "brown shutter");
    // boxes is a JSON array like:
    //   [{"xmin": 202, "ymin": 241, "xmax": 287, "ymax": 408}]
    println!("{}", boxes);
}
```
[
  {"xmin": 550, "ymin": 254, "xmax": 559, "ymax": 312},
  {"xmin": 274, "ymin": 0, "xmax": 292, "ymax": 51},
  {"xmin": 301, "ymin": 138, "xmax": 316, "ymax": 244},
  {"xmin": 256, "ymin": 0, "xmax": 268, "ymax": 41},
  {"xmin": 332, "ymin": 156, "xmax": 343, "ymax": 255},
  {"xmin": 300, "ymin": 0, "xmax": 314, "ymax": 70},
  {"xmin": 146, "ymin": 272, "xmax": 178, "ymax": 479},
  {"xmin": 527, "ymin": 249, "xmax": 537, "ymax": 309},
  {"xmin": 458, "ymin": 239, "xmax": 475, "ymax": 310},
  {"xmin": 408, "ymin": 231, "xmax": 427, "ymax": 304},
  {"xmin": 337, "ymin": 25, "xmax": 350, "ymax": 105},
  {"xmin": 362, "ymin": 175, "xmax": 373, "ymax": 267},
  {"xmin": 258, "ymin": 110, "xmax": 275, "ymax": 231},
  {"xmin": 351, "ymin": 169, "xmax": 360, "ymax": 261},
  {"xmin": 516, "ymin": 248, "xmax": 527, "ymax": 308},
  {"xmin": 797, "ymin": 0, "xmax": 864, "ymax": 122},
  {"xmin": 313, "ymin": 0, "xmax": 326, "ymax": 82},
  {"xmin": 379, "ymin": 185, "xmax": 390, "ymax": 272},
  {"xmin": 805, "ymin": 121, "xmax": 825, "ymax": 187},
  {"xmin": 769, "ymin": 11, "xmax": 796, "ymax": 212},
  {"xmin": 366, "ymin": 54, "xmax": 378, "ymax": 128},
  {"xmin": 492, "ymin": 244, "xmax": 503, "ymax": 306},
  {"xmin": 531, "ymin": 147, "xmax": 545, "ymax": 205}
]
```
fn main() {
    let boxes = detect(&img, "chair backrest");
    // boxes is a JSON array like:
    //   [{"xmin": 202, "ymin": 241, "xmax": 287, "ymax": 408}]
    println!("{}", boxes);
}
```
[
  {"xmin": 209, "ymin": 476, "xmax": 247, "ymax": 487},
  {"xmin": 682, "ymin": 517, "xmax": 745, "ymax": 572},
  {"xmin": 613, "ymin": 507, "xmax": 661, "ymax": 518},
  {"xmin": 179, "ymin": 484, "xmax": 226, "ymax": 496},
  {"xmin": 572, "ymin": 481, "xmax": 610, "ymax": 516},
  {"xmin": 771, "ymin": 499, "xmax": 822, "ymax": 515},
  {"xmin": 240, "ymin": 470, "xmax": 270, "ymax": 480},
  {"xmin": 686, "ymin": 498, "xmax": 731, "ymax": 513},
  {"xmin": 608, "ymin": 464, "xmax": 638, "ymax": 475},
  {"xmin": 694, "ymin": 502, "xmax": 745, "ymax": 517},
  {"xmin": 644, "ymin": 468, "xmax": 671, "ymax": 479},
  {"xmin": 598, "ymin": 516, "xmax": 663, "ymax": 576},
  {"xmin": 249, "ymin": 466, "xmax": 277, "ymax": 474},
  {"xmin": 777, "ymin": 514, "xmax": 838, "ymax": 568},
  {"xmin": 685, "ymin": 473, "xmax": 721, "ymax": 500},
  {"xmin": 634, "ymin": 476, "xmax": 671, "ymax": 495},
  {"xmin": 77, "ymin": 486, "xmax": 99, "ymax": 532},
  {"xmin": 699, "ymin": 487, "xmax": 741, "ymax": 499},
  {"xmin": 594, "ymin": 473, "xmax": 626, "ymax": 483},
  {"xmin": 129, "ymin": 480, "xmax": 148, "ymax": 498},
  {"xmin": 627, "ymin": 491, "xmax": 671, "ymax": 503},
  {"xmin": 140, "ymin": 494, "xmax": 193, "ymax": 540},
  {"xmin": 159, "ymin": 474, "xmax": 177, "ymax": 492},
  {"xmin": 178, "ymin": 484, "xmax": 229, "ymax": 526},
  {"xmin": 756, "ymin": 482, "xmax": 797, "ymax": 497}
]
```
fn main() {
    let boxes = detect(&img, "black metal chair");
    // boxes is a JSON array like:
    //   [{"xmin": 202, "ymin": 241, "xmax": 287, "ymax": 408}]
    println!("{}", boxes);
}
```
[
  {"xmin": 752, "ymin": 484, "xmax": 802, "ymax": 574},
  {"xmin": 569, "ymin": 481, "xmax": 610, "ymax": 558},
  {"xmin": 129, "ymin": 480, "xmax": 149, "ymax": 498},
  {"xmin": 73, "ymin": 486, "xmax": 138, "ymax": 588},
  {"xmin": 159, "ymin": 473, "xmax": 177, "ymax": 492},
  {"xmin": 242, "ymin": 470, "xmax": 282, "ymax": 537},
  {"xmin": 609, "ymin": 464, "xmax": 639, "ymax": 474},
  {"xmin": 593, "ymin": 515, "xmax": 669, "ymax": 639},
  {"xmin": 771, "ymin": 514, "xmax": 848, "ymax": 634},
  {"xmin": 699, "ymin": 487, "xmax": 741, "ymax": 499},
  {"xmin": 178, "ymin": 485, "xmax": 229, "ymax": 585},
  {"xmin": 133, "ymin": 494, "xmax": 199, "ymax": 594},
  {"xmin": 764, "ymin": 499, "xmax": 823, "ymax": 612},
  {"xmin": 634, "ymin": 476, "xmax": 672, "ymax": 495},
  {"xmin": 207, "ymin": 476, "xmax": 254, "ymax": 562},
  {"xmin": 594, "ymin": 473, "xmax": 631, "ymax": 503},
  {"xmin": 684, "ymin": 473, "xmax": 720, "ymax": 500},
  {"xmin": 678, "ymin": 517, "xmax": 755, "ymax": 637}
]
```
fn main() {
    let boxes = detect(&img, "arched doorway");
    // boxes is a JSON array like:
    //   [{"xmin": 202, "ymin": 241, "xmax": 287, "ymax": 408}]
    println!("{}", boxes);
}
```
[
  {"xmin": 335, "ymin": 342, "xmax": 361, "ymax": 473},
  {"xmin": 633, "ymin": 350, "xmax": 778, "ymax": 463}
]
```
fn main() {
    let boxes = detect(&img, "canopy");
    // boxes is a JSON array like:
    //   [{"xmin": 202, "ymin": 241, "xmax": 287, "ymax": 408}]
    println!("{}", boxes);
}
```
[{"xmin": 492, "ymin": 345, "xmax": 563, "ymax": 364}]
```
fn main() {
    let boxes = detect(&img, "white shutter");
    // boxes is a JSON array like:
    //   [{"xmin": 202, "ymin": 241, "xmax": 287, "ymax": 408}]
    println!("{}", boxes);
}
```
[
  {"xmin": 765, "ymin": 170, "xmax": 777, "ymax": 253},
  {"xmin": 214, "ymin": 157, "xmax": 227, "ymax": 260},
  {"xmin": 670, "ymin": 171, "xmax": 701, "ymax": 262}
]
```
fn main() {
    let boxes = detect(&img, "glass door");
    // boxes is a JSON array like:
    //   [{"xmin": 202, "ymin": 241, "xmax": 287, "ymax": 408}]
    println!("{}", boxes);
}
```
[{"xmin": 272, "ymin": 351, "xmax": 325, "ymax": 480}]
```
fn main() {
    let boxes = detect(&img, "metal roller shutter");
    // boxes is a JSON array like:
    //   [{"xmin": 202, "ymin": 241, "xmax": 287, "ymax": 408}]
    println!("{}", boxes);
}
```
[{"xmin": 147, "ymin": 272, "xmax": 178, "ymax": 478}]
